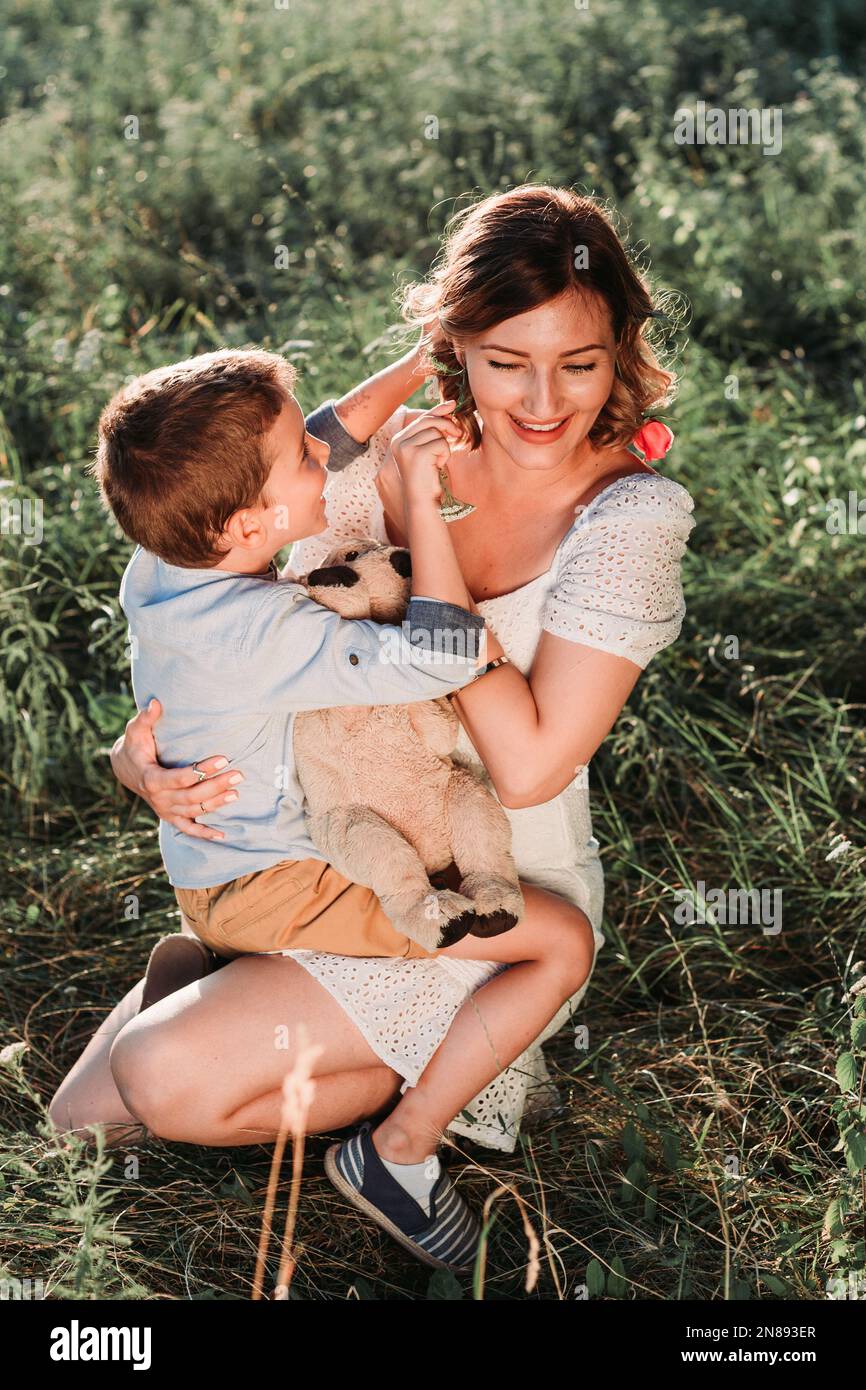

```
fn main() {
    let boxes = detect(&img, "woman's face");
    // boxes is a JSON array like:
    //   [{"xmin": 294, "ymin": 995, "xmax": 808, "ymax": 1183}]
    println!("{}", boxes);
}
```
[{"xmin": 457, "ymin": 289, "xmax": 617, "ymax": 470}]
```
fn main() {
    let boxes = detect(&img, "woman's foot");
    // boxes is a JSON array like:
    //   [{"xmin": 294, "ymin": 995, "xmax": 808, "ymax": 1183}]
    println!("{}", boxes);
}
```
[
  {"xmin": 139, "ymin": 934, "xmax": 219, "ymax": 1013},
  {"xmin": 324, "ymin": 1121, "xmax": 481, "ymax": 1273}
]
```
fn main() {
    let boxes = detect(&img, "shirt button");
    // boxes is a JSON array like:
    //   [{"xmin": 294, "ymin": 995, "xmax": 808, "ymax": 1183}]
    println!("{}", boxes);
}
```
[{"xmin": 348, "ymin": 653, "xmax": 359, "ymax": 665}]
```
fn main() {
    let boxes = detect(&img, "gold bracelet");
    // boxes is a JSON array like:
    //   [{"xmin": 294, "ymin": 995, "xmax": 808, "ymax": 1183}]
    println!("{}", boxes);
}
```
[
  {"xmin": 474, "ymin": 655, "xmax": 511, "ymax": 679},
  {"xmin": 447, "ymin": 655, "xmax": 510, "ymax": 702}
]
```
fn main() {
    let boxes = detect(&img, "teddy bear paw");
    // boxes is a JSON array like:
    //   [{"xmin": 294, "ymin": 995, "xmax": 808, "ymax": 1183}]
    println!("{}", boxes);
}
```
[
  {"xmin": 459, "ymin": 874, "xmax": 524, "ymax": 937},
  {"xmin": 393, "ymin": 888, "xmax": 479, "ymax": 951}
]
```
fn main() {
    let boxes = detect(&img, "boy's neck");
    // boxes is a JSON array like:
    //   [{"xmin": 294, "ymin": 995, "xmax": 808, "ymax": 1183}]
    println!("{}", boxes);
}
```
[{"xmin": 215, "ymin": 547, "xmax": 280, "ymax": 577}]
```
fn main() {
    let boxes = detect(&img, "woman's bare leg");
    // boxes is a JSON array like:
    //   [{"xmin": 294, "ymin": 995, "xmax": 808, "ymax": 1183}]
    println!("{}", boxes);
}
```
[
  {"xmin": 106, "ymin": 954, "xmax": 406, "ymax": 1145},
  {"xmin": 48, "ymin": 977, "xmax": 149, "ymax": 1142},
  {"xmin": 370, "ymin": 883, "xmax": 596, "ymax": 1163},
  {"xmin": 50, "ymin": 957, "xmax": 402, "ymax": 1146},
  {"xmin": 49, "ymin": 911, "xmax": 220, "ymax": 1141},
  {"xmin": 49, "ymin": 913, "xmax": 225, "ymax": 1140},
  {"xmin": 60, "ymin": 884, "xmax": 592, "ymax": 1152}
]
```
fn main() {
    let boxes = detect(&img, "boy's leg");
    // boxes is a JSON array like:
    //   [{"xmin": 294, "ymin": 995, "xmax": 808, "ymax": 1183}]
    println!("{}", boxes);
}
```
[
  {"xmin": 254, "ymin": 856, "xmax": 583, "ymax": 969},
  {"xmin": 180, "ymin": 859, "xmax": 572, "ymax": 969},
  {"xmin": 177, "ymin": 858, "xmax": 460, "ymax": 961},
  {"xmin": 370, "ymin": 882, "xmax": 596, "ymax": 1164}
]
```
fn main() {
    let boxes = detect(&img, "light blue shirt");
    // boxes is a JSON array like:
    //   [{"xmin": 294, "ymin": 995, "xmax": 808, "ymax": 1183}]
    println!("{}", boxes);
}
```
[{"xmin": 119, "ymin": 400, "xmax": 486, "ymax": 888}]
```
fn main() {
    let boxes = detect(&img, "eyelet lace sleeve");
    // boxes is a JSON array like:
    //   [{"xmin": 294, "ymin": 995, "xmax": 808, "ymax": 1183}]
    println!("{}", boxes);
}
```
[
  {"xmin": 285, "ymin": 405, "xmax": 409, "ymax": 577},
  {"xmin": 541, "ymin": 475, "xmax": 696, "ymax": 669}
]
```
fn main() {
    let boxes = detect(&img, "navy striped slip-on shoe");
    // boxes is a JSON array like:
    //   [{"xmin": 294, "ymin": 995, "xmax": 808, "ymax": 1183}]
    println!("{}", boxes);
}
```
[{"xmin": 324, "ymin": 1120, "xmax": 482, "ymax": 1273}]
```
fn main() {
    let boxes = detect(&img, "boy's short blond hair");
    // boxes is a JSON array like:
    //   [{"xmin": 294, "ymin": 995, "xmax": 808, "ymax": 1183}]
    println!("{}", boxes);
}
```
[{"xmin": 90, "ymin": 348, "xmax": 297, "ymax": 567}]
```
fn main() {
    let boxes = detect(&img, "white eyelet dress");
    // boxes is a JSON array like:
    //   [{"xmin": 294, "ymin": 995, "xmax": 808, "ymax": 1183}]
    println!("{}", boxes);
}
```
[{"xmin": 282, "ymin": 407, "xmax": 696, "ymax": 1152}]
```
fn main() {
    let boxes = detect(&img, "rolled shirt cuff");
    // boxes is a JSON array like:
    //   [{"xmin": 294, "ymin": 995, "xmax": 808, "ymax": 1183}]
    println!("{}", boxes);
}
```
[
  {"xmin": 404, "ymin": 595, "xmax": 486, "ymax": 663},
  {"xmin": 304, "ymin": 399, "xmax": 371, "ymax": 472}
]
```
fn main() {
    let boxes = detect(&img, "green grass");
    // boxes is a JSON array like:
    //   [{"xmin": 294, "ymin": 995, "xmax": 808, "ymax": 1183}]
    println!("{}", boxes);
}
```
[{"xmin": 1, "ymin": 0, "xmax": 865, "ymax": 1300}]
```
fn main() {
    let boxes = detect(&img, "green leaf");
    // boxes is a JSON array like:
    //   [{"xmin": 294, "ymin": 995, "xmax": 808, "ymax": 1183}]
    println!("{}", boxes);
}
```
[
  {"xmin": 836, "ymin": 1053, "xmax": 857, "ymax": 1092},
  {"xmin": 761, "ymin": 1274, "xmax": 788, "ymax": 1295},
  {"xmin": 586, "ymin": 1259, "xmax": 606, "ymax": 1297},
  {"xmin": 622, "ymin": 1122, "xmax": 646, "ymax": 1162},
  {"xmin": 851, "ymin": 1019, "xmax": 866, "ymax": 1050},
  {"xmin": 823, "ymin": 1199, "xmax": 844, "ymax": 1239},
  {"xmin": 844, "ymin": 1130, "xmax": 866, "ymax": 1173},
  {"xmin": 426, "ymin": 1269, "xmax": 465, "ymax": 1300},
  {"xmin": 217, "ymin": 1172, "xmax": 255, "ymax": 1207},
  {"xmin": 624, "ymin": 1160, "xmax": 647, "ymax": 1200},
  {"xmin": 607, "ymin": 1257, "xmax": 628, "ymax": 1298}
]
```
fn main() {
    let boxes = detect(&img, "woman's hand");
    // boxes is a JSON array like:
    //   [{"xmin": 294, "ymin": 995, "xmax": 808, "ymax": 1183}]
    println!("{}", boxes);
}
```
[{"xmin": 111, "ymin": 698, "xmax": 242, "ymax": 842}]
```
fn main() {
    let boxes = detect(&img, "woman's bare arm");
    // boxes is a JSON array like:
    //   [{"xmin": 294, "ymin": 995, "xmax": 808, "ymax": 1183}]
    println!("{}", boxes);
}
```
[{"xmin": 450, "ymin": 631, "xmax": 642, "ymax": 808}]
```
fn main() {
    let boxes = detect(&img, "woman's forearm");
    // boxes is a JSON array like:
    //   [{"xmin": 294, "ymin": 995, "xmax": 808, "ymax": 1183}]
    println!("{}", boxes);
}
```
[
  {"xmin": 453, "ymin": 640, "xmax": 642, "ymax": 808},
  {"xmin": 451, "ymin": 608, "xmax": 551, "ymax": 802},
  {"xmin": 450, "ymin": 671, "xmax": 546, "ymax": 806}
]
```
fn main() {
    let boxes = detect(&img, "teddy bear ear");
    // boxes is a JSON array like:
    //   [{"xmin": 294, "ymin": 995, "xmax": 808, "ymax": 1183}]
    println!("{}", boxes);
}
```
[{"xmin": 389, "ymin": 548, "xmax": 412, "ymax": 578}]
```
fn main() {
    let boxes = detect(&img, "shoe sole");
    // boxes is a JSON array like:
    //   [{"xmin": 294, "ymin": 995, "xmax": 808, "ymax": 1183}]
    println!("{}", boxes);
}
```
[{"xmin": 324, "ymin": 1143, "xmax": 476, "ymax": 1273}]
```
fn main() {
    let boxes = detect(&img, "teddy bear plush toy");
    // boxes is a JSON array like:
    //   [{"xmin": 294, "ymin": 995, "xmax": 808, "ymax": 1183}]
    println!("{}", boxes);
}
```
[{"xmin": 293, "ymin": 538, "xmax": 525, "ymax": 954}]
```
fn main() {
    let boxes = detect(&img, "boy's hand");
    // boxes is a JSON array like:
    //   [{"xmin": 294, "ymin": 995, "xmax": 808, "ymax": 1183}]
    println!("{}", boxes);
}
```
[
  {"xmin": 111, "ymin": 699, "xmax": 243, "ymax": 842},
  {"xmin": 390, "ymin": 400, "xmax": 462, "ymax": 510}
]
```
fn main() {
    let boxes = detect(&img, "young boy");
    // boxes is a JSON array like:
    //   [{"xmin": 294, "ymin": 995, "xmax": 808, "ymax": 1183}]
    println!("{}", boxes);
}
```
[{"xmin": 91, "ymin": 344, "xmax": 492, "ymax": 981}]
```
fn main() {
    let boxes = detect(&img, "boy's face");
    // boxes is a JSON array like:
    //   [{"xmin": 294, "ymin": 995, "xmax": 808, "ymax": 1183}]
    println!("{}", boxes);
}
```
[{"xmin": 256, "ymin": 396, "xmax": 330, "ymax": 550}]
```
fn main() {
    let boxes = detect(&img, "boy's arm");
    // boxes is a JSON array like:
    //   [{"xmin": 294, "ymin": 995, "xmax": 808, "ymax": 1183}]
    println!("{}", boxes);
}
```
[
  {"xmin": 254, "ymin": 587, "xmax": 487, "ymax": 712},
  {"xmin": 305, "ymin": 329, "xmax": 431, "ymax": 472}
]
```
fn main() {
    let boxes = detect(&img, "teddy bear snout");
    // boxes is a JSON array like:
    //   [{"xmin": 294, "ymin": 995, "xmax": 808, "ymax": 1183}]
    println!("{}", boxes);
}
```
[
  {"xmin": 388, "ymin": 548, "xmax": 412, "ymax": 579},
  {"xmin": 306, "ymin": 564, "xmax": 361, "ymax": 589}
]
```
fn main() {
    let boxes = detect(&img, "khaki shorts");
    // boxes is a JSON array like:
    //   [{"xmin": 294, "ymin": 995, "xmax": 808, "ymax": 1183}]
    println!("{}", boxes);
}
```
[{"xmin": 174, "ymin": 857, "xmax": 439, "ymax": 962}]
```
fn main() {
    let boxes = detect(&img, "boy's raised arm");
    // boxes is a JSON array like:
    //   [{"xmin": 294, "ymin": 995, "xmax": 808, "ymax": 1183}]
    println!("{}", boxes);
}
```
[{"xmin": 304, "ymin": 327, "xmax": 431, "ymax": 472}]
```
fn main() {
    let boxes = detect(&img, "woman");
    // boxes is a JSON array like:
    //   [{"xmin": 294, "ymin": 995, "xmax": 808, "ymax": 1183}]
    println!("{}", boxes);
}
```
[{"xmin": 51, "ymin": 184, "xmax": 695, "ymax": 1258}]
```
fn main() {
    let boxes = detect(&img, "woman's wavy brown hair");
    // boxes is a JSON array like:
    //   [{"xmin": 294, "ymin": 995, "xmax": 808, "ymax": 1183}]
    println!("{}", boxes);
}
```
[{"xmin": 401, "ymin": 185, "xmax": 677, "ymax": 452}]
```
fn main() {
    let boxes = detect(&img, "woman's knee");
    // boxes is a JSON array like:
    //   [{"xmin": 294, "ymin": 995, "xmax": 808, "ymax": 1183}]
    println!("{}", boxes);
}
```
[
  {"xmin": 108, "ymin": 1017, "xmax": 189, "ymax": 1136},
  {"xmin": 533, "ymin": 894, "xmax": 596, "ymax": 992}
]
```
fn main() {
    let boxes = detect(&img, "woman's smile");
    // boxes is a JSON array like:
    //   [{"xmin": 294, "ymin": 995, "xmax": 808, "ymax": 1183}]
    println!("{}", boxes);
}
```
[{"xmin": 507, "ymin": 412, "xmax": 574, "ymax": 444}]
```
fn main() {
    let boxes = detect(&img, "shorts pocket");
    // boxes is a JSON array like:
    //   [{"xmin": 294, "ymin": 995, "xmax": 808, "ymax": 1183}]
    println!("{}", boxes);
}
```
[{"xmin": 206, "ymin": 861, "xmax": 311, "ymax": 949}]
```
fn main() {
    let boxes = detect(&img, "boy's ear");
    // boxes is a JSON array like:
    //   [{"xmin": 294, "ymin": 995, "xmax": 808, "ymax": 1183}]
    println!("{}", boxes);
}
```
[{"xmin": 223, "ymin": 507, "xmax": 268, "ymax": 551}]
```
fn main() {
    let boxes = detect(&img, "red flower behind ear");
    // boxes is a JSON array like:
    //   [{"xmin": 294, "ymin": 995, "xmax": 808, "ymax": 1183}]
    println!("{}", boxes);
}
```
[{"xmin": 632, "ymin": 420, "xmax": 674, "ymax": 461}]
